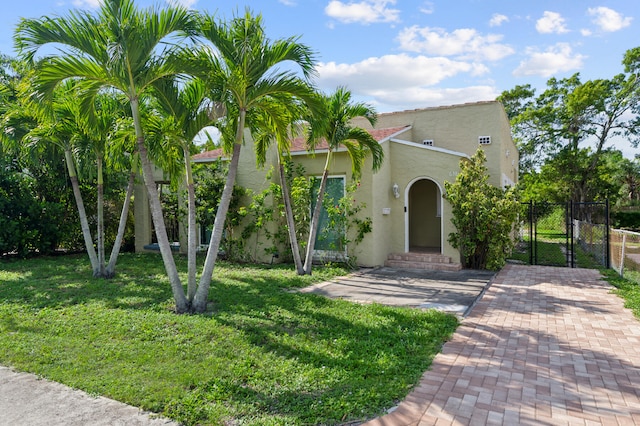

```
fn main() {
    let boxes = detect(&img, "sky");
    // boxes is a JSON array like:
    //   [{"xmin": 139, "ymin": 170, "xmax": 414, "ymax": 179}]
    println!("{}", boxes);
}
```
[{"xmin": 1, "ymin": 0, "xmax": 639, "ymax": 154}]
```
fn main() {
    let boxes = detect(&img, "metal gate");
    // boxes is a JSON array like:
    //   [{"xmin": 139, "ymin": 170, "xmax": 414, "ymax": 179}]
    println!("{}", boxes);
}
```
[{"xmin": 521, "ymin": 201, "xmax": 610, "ymax": 268}]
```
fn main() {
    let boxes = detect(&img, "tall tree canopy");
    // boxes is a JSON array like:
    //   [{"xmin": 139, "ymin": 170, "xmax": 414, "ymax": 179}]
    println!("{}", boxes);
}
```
[{"xmin": 499, "ymin": 48, "xmax": 640, "ymax": 202}]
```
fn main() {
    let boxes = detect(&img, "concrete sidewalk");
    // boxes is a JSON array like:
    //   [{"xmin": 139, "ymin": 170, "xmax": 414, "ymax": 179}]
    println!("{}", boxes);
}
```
[
  {"xmin": 363, "ymin": 264, "xmax": 640, "ymax": 425},
  {"xmin": 0, "ymin": 366, "xmax": 179, "ymax": 426}
]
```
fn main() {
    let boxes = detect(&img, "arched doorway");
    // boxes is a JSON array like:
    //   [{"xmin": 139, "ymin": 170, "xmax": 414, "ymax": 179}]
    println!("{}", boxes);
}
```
[{"xmin": 406, "ymin": 178, "xmax": 442, "ymax": 253}]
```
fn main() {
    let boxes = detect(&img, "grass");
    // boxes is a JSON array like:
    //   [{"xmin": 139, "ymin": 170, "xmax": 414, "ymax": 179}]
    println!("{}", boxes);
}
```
[
  {"xmin": 510, "ymin": 229, "xmax": 568, "ymax": 266},
  {"xmin": 0, "ymin": 253, "xmax": 459, "ymax": 425},
  {"xmin": 598, "ymin": 268, "xmax": 640, "ymax": 320}
]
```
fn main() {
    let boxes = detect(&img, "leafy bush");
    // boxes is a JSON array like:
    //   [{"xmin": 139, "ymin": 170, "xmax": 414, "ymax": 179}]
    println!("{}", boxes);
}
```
[
  {"xmin": 444, "ymin": 149, "xmax": 520, "ymax": 270},
  {"xmin": 0, "ymin": 165, "xmax": 68, "ymax": 256},
  {"xmin": 612, "ymin": 210, "xmax": 640, "ymax": 231},
  {"xmin": 537, "ymin": 206, "xmax": 566, "ymax": 231}
]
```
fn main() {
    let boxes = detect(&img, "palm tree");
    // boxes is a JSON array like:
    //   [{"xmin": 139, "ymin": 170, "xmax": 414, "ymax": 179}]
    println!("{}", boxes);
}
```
[
  {"xmin": 190, "ymin": 10, "xmax": 320, "ymax": 311},
  {"xmin": 148, "ymin": 76, "xmax": 217, "ymax": 301},
  {"xmin": 303, "ymin": 87, "xmax": 384, "ymax": 275},
  {"xmin": 15, "ymin": 0, "xmax": 198, "ymax": 312},
  {"xmin": 17, "ymin": 81, "xmax": 101, "ymax": 275},
  {"xmin": 252, "ymin": 97, "xmax": 309, "ymax": 273},
  {"xmin": 76, "ymin": 92, "xmax": 133, "ymax": 278}
]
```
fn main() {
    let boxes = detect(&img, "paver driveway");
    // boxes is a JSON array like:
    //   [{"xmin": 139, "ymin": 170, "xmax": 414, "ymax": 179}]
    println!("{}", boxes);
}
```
[{"xmin": 363, "ymin": 264, "xmax": 640, "ymax": 425}]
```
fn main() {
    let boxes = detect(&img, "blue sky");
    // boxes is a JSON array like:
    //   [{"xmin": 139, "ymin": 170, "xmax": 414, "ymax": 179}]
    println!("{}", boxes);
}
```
[{"xmin": 1, "ymin": 0, "xmax": 639, "ymax": 152}]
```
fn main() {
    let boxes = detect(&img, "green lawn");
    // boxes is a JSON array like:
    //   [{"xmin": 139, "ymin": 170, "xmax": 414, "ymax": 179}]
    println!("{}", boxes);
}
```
[
  {"xmin": 601, "ymin": 268, "xmax": 640, "ymax": 320},
  {"xmin": 510, "ymin": 229, "xmax": 568, "ymax": 266},
  {"xmin": 0, "ymin": 253, "xmax": 458, "ymax": 425}
]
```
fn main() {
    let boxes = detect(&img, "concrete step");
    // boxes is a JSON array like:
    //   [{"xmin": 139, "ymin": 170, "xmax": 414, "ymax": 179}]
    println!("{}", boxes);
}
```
[
  {"xmin": 387, "ymin": 252, "xmax": 455, "ymax": 264},
  {"xmin": 385, "ymin": 252, "xmax": 462, "ymax": 272},
  {"xmin": 384, "ymin": 259, "xmax": 462, "ymax": 271}
]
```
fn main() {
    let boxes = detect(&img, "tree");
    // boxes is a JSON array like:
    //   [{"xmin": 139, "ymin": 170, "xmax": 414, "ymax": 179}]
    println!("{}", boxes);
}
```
[
  {"xmin": 444, "ymin": 149, "xmax": 519, "ymax": 270},
  {"xmin": 0, "ymin": 59, "xmax": 77, "ymax": 255},
  {"xmin": 498, "ymin": 62, "xmax": 640, "ymax": 202},
  {"xmin": 76, "ymin": 92, "xmax": 135, "ymax": 277},
  {"xmin": 16, "ymin": 0, "xmax": 199, "ymax": 311},
  {"xmin": 20, "ymin": 81, "xmax": 101, "ymax": 274},
  {"xmin": 148, "ymin": 76, "xmax": 216, "ymax": 301},
  {"xmin": 190, "ymin": 9, "xmax": 320, "ymax": 311},
  {"xmin": 302, "ymin": 87, "xmax": 384, "ymax": 275},
  {"xmin": 252, "ymin": 97, "xmax": 308, "ymax": 273}
]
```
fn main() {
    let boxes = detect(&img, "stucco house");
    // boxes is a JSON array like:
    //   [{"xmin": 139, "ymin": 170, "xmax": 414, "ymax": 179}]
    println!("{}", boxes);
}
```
[{"xmin": 134, "ymin": 100, "xmax": 518, "ymax": 270}]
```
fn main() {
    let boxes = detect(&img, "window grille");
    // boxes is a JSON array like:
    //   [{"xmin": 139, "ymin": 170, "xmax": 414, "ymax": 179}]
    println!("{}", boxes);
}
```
[{"xmin": 478, "ymin": 136, "xmax": 491, "ymax": 145}]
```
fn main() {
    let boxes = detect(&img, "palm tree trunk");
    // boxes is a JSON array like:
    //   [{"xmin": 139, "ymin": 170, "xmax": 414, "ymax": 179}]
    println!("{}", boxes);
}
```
[
  {"xmin": 278, "ymin": 159, "xmax": 304, "ymax": 274},
  {"xmin": 184, "ymin": 146, "xmax": 198, "ymax": 302},
  {"xmin": 193, "ymin": 111, "xmax": 246, "ymax": 313},
  {"xmin": 105, "ymin": 168, "xmax": 136, "ymax": 278},
  {"xmin": 303, "ymin": 152, "xmax": 332, "ymax": 275},
  {"xmin": 96, "ymin": 155, "xmax": 105, "ymax": 277},
  {"xmin": 64, "ymin": 148, "xmax": 99, "ymax": 276},
  {"xmin": 131, "ymin": 98, "xmax": 189, "ymax": 313}
]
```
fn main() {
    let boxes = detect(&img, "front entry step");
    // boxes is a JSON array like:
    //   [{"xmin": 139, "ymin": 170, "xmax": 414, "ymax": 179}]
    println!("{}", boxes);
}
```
[{"xmin": 385, "ymin": 252, "xmax": 462, "ymax": 271}]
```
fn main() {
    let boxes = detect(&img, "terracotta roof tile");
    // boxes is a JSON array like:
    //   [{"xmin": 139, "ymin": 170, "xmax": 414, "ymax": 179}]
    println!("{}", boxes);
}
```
[
  {"xmin": 192, "ymin": 125, "xmax": 410, "ymax": 161},
  {"xmin": 192, "ymin": 147, "xmax": 224, "ymax": 161}
]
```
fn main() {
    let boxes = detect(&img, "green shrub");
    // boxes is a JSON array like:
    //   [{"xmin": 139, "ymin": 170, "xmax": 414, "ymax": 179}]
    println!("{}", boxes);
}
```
[
  {"xmin": 611, "ymin": 210, "xmax": 640, "ymax": 231},
  {"xmin": 444, "ymin": 149, "xmax": 520, "ymax": 270}
]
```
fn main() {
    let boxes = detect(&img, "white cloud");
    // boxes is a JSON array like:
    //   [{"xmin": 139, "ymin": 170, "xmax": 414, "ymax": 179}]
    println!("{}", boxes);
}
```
[
  {"xmin": 489, "ymin": 14, "xmax": 509, "ymax": 27},
  {"xmin": 587, "ymin": 7, "xmax": 632, "ymax": 32},
  {"xmin": 580, "ymin": 28, "xmax": 593, "ymax": 37},
  {"xmin": 373, "ymin": 86, "xmax": 499, "ymax": 110},
  {"xmin": 536, "ymin": 11, "xmax": 569, "ymax": 34},
  {"xmin": 513, "ymin": 43, "xmax": 585, "ymax": 77},
  {"xmin": 279, "ymin": 0, "xmax": 297, "ymax": 5},
  {"xmin": 420, "ymin": 1, "xmax": 435, "ymax": 15},
  {"xmin": 72, "ymin": 0, "xmax": 102, "ymax": 8},
  {"xmin": 317, "ymin": 54, "xmax": 498, "ymax": 109},
  {"xmin": 166, "ymin": 0, "xmax": 198, "ymax": 7},
  {"xmin": 325, "ymin": 0, "xmax": 400, "ymax": 24},
  {"xmin": 317, "ymin": 54, "xmax": 477, "ymax": 93},
  {"xmin": 396, "ymin": 26, "xmax": 514, "ymax": 62}
]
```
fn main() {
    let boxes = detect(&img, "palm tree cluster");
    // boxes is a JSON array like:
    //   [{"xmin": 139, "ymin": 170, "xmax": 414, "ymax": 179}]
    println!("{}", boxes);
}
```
[{"xmin": 8, "ymin": 0, "xmax": 384, "ymax": 313}]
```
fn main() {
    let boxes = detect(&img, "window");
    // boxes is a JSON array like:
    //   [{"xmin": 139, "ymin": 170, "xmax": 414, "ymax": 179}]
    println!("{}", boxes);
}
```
[
  {"xmin": 311, "ymin": 176, "xmax": 346, "ymax": 252},
  {"xmin": 422, "ymin": 139, "xmax": 434, "ymax": 146},
  {"xmin": 479, "ymin": 136, "xmax": 491, "ymax": 145}
]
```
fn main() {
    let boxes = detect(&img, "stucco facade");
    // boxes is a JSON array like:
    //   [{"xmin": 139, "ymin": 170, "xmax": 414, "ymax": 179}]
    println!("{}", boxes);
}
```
[{"xmin": 135, "ymin": 100, "xmax": 518, "ymax": 267}]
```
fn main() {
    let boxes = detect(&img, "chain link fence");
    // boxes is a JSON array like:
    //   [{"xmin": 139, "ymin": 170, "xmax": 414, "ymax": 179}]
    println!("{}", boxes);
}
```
[
  {"xmin": 611, "ymin": 229, "xmax": 640, "ymax": 278},
  {"xmin": 574, "ymin": 220, "xmax": 608, "ymax": 267}
]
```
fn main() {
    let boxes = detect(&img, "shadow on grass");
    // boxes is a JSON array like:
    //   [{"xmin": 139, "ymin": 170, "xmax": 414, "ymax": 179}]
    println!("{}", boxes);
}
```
[
  {"xmin": 202, "ymin": 274, "xmax": 458, "ymax": 423},
  {"xmin": 0, "ymin": 253, "xmax": 459, "ymax": 424}
]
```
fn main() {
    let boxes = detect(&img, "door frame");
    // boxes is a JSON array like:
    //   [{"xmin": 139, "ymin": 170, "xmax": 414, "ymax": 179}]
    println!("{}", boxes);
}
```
[{"xmin": 404, "ymin": 176, "xmax": 444, "ymax": 253}]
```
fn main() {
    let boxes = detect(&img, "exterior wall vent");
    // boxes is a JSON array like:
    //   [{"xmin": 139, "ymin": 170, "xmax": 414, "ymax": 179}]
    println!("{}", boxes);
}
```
[
  {"xmin": 422, "ymin": 139, "xmax": 434, "ymax": 146},
  {"xmin": 478, "ymin": 136, "xmax": 491, "ymax": 145}
]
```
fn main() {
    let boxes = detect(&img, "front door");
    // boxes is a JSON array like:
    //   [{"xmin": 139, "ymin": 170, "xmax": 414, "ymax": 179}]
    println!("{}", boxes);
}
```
[{"xmin": 408, "ymin": 179, "xmax": 442, "ymax": 252}]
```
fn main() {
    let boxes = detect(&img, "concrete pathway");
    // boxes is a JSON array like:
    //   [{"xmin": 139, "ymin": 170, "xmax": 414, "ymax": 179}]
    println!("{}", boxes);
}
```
[
  {"xmin": 363, "ymin": 264, "xmax": 640, "ymax": 425},
  {"xmin": 0, "ymin": 366, "xmax": 179, "ymax": 426},
  {"xmin": 299, "ymin": 267, "xmax": 495, "ymax": 316}
]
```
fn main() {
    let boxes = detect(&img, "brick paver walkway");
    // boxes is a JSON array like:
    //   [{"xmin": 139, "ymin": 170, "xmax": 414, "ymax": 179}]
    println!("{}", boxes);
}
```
[{"xmin": 363, "ymin": 264, "xmax": 640, "ymax": 425}]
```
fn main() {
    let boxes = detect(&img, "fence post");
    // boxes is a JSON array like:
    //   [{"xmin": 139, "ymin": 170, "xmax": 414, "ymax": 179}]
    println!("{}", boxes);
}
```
[
  {"xmin": 533, "ymin": 202, "xmax": 538, "ymax": 266},
  {"xmin": 528, "ymin": 201, "xmax": 533, "ymax": 265},
  {"xmin": 605, "ymin": 199, "xmax": 610, "ymax": 269},
  {"xmin": 569, "ymin": 201, "xmax": 575, "ymax": 268},
  {"xmin": 620, "ymin": 232, "xmax": 626, "ymax": 277}
]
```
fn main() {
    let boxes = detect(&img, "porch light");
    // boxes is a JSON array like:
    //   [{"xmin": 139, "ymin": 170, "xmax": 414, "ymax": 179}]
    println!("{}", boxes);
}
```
[{"xmin": 392, "ymin": 183, "xmax": 400, "ymax": 199}]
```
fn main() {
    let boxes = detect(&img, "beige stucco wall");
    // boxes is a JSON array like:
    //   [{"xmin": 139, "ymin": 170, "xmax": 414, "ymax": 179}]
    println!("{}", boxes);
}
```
[
  {"xmin": 353, "ymin": 101, "xmax": 515, "ymax": 188},
  {"xmin": 135, "ymin": 100, "xmax": 518, "ymax": 268}
]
